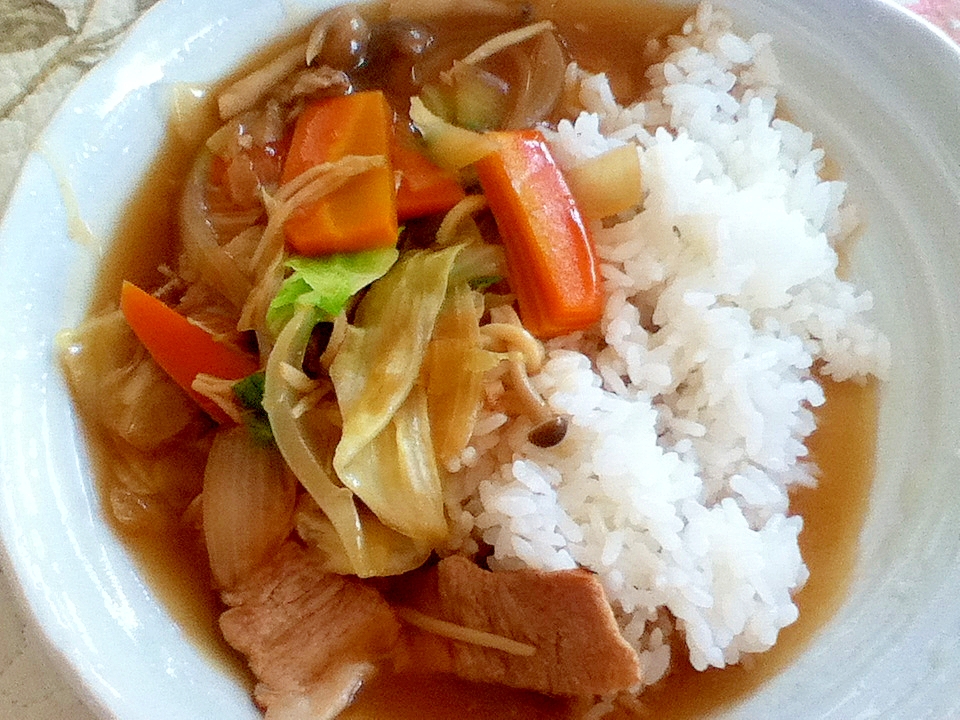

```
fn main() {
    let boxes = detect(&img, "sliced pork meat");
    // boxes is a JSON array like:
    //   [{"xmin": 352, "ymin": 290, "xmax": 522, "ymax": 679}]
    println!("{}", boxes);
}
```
[
  {"xmin": 393, "ymin": 555, "xmax": 642, "ymax": 696},
  {"xmin": 219, "ymin": 542, "xmax": 400, "ymax": 711}
]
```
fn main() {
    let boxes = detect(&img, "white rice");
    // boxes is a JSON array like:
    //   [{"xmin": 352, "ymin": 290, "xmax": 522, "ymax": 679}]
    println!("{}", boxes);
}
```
[{"xmin": 444, "ymin": 3, "xmax": 889, "ymax": 685}]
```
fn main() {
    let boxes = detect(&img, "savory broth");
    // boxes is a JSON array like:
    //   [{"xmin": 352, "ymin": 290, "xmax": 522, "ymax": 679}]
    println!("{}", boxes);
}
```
[{"xmin": 77, "ymin": 1, "xmax": 879, "ymax": 717}]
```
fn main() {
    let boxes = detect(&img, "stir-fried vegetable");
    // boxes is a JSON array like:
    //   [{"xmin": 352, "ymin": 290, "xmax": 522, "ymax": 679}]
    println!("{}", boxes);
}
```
[
  {"xmin": 266, "ymin": 247, "xmax": 399, "ymax": 334},
  {"xmin": 409, "ymin": 96, "xmax": 498, "ymax": 171},
  {"xmin": 475, "ymin": 130, "xmax": 604, "ymax": 338},
  {"xmin": 425, "ymin": 62, "xmax": 511, "ymax": 132},
  {"xmin": 392, "ymin": 134, "xmax": 467, "ymax": 221},
  {"xmin": 423, "ymin": 282, "xmax": 499, "ymax": 466},
  {"xmin": 336, "ymin": 383, "xmax": 446, "ymax": 542},
  {"xmin": 202, "ymin": 425, "xmax": 296, "ymax": 589},
  {"xmin": 263, "ymin": 304, "xmax": 432, "ymax": 577},
  {"xmin": 330, "ymin": 246, "xmax": 462, "ymax": 542},
  {"xmin": 281, "ymin": 90, "xmax": 398, "ymax": 255},
  {"xmin": 119, "ymin": 281, "xmax": 259, "ymax": 423},
  {"xmin": 59, "ymin": 310, "xmax": 200, "ymax": 450},
  {"xmin": 563, "ymin": 143, "xmax": 644, "ymax": 219}
]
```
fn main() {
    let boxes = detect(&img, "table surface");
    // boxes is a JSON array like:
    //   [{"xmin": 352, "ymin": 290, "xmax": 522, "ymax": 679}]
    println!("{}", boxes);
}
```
[{"xmin": 0, "ymin": 0, "xmax": 956, "ymax": 717}]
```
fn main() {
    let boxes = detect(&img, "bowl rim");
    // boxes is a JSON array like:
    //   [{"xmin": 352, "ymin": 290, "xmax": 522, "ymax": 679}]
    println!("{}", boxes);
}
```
[{"xmin": 2, "ymin": 0, "xmax": 960, "ymax": 718}]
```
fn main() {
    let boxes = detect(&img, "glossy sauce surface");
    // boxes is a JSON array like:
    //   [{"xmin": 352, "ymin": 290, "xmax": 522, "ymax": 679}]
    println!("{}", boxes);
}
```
[{"xmin": 85, "ymin": 2, "xmax": 878, "ymax": 717}]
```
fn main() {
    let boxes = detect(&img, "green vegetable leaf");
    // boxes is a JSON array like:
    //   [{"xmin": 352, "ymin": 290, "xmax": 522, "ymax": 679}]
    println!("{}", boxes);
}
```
[
  {"xmin": 233, "ymin": 370, "xmax": 266, "ymax": 410},
  {"xmin": 468, "ymin": 275, "xmax": 503, "ymax": 292},
  {"xmin": 232, "ymin": 371, "xmax": 274, "ymax": 445},
  {"xmin": 267, "ymin": 248, "xmax": 399, "ymax": 334}
]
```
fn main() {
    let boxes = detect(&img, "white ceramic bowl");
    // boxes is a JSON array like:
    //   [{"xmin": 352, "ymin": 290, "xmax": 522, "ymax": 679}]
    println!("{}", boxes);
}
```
[{"xmin": 1, "ymin": 0, "xmax": 959, "ymax": 717}]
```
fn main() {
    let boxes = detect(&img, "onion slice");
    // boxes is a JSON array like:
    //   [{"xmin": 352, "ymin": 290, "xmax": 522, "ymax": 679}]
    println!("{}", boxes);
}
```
[
  {"xmin": 202, "ymin": 426, "xmax": 297, "ymax": 590},
  {"xmin": 179, "ymin": 153, "xmax": 255, "ymax": 309},
  {"xmin": 503, "ymin": 31, "xmax": 566, "ymax": 129}
]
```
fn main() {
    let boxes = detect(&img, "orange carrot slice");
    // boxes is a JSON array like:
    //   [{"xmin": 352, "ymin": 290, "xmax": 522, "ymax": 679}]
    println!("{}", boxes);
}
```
[
  {"xmin": 392, "ymin": 135, "xmax": 466, "ymax": 222},
  {"xmin": 281, "ymin": 90, "xmax": 398, "ymax": 255},
  {"xmin": 475, "ymin": 130, "xmax": 604, "ymax": 338},
  {"xmin": 119, "ymin": 281, "xmax": 259, "ymax": 424}
]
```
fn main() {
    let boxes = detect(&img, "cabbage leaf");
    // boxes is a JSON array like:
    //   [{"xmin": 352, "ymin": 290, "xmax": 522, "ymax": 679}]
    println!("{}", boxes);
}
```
[
  {"xmin": 423, "ymin": 282, "xmax": 499, "ymax": 466},
  {"xmin": 266, "ymin": 247, "xmax": 398, "ymax": 335},
  {"xmin": 331, "ymin": 246, "xmax": 462, "ymax": 542},
  {"xmin": 263, "ymin": 304, "xmax": 430, "ymax": 577}
]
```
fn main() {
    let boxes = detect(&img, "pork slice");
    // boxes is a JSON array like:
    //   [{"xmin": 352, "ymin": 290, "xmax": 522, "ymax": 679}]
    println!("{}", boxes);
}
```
[
  {"xmin": 395, "ymin": 556, "xmax": 641, "ymax": 696},
  {"xmin": 220, "ymin": 542, "xmax": 400, "ymax": 708}
]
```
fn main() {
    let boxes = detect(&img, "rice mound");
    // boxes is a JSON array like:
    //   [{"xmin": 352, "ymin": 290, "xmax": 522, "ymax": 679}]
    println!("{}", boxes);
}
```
[{"xmin": 443, "ymin": 3, "xmax": 889, "ymax": 684}]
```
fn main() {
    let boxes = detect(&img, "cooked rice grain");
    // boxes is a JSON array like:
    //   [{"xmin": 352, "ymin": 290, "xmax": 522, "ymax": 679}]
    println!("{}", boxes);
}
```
[{"xmin": 444, "ymin": 3, "xmax": 888, "ymax": 685}]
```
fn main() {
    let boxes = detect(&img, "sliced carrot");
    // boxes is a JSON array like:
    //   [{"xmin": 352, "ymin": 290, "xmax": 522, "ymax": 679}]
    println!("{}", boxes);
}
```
[
  {"xmin": 119, "ymin": 281, "xmax": 260, "ymax": 424},
  {"xmin": 474, "ymin": 130, "xmax": 604, "ymax": 338},
  {"xmin": 392, "ymin": 134, "xmax": 466, "ymax": 221},
  {"xmin": 281, "ymin": 90, "xmax": 398, "ymax": 255}
]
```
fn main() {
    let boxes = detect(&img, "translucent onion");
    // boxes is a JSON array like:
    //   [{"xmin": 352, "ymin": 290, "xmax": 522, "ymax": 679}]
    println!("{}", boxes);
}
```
[
  {"xmin": 502, "ymin": 31, "xmax": 565, "ymax": 129},
  {"xmin": 202, "ymin": 426, "xmax": 297, "ymax": 590},
  {"xmin": 264, "ymin": 305, "xmax": 431, "ymax": 577},
  {"xmin": 179, "ymin": 152, "xmax": 255, "ymax": 309}
]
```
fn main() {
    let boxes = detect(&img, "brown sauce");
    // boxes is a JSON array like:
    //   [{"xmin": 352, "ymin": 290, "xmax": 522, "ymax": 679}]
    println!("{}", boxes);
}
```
[
  {"xmin": 81, "ymin": 1, "xmax": 878, "ymax": 717},
  {"xmin": 628, "ymin": 378, "xmax": 878, "ymax": 719}
]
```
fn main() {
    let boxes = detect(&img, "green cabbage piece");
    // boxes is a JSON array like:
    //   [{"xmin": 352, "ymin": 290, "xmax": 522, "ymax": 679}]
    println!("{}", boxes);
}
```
[
  {"xmin": 263, "ymin": 304, "xmax": 431, "ymax": 577},
  {"xmin": 231, "ymin": 371, "xmax": 273, "ymax": 446},
  {"xmin": 266, "ymin": 248, "xmax": 399, "ymax": 335},
  {"xmin": 330, "ymin": 246, "xmax": 463, "ymax": 543}
]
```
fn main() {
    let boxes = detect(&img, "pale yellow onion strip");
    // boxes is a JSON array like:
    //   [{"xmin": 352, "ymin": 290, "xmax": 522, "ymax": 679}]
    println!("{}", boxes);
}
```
[
  {"xmin": 435, "ymin": 194, "xmax": 487, "ymax": 246},
  {"xmin": 273, "ymin": 154, "xmax": 386, "ymax": 205},
  {"xmin": 279, "ymin": 361, "xmax": 317, "ymax": 394},
  {"xmin": 202, "ymin": 426, "xmax": 297, "ymax": 590},
  {"xmin": 237, "ymin": 244, "xmax": 285, "ymax": 342},
  {"xmin": 458, "ymin": 20, "xmax": 554, "ymax": 66},
  {"xmin": 179, "ymin": 154, "xmax": 254, "ymax": 308},
  {"xmin": 277, "ymin": 365, "xmax": 331, "ymax": 421},
  {"xmin": 394, "ymin": 606, "xmax": 536, "ymax": 657},
  {"xmin": 291, "ymin": 382, "xmax": 333, "ymax": 419},
  {"xmin": 191, "ymin": 373, "xmax": 245, "ymax": 424},
  {"xmin": 218, "ymin": 42, "xmax": 308, "ymax": 121},
  {"xmin": 318, "ymin": 312, "xmax": 348, "ymax": 371},
  {"xmin": 249, "ymin": 154, "xmax": 387, "ymax": 271}
]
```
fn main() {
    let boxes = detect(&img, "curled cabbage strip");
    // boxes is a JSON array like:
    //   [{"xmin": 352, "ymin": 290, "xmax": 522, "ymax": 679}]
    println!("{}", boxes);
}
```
[
  {"xmin": 330, "ymin": 246, "xmax": 462, "ymax": 543},
  {"xmin": 264, "ymin": 304, "xmax": 430, "ymax": 577}
]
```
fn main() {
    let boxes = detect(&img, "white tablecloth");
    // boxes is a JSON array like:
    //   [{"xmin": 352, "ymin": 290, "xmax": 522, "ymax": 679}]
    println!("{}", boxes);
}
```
[{"xmin": 0, "ymin": 0, "xmax": 952, "ymax": 716}]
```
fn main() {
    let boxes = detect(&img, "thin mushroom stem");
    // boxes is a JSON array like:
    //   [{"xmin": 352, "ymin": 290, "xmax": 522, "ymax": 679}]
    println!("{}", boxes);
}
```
[
  {"xmin": 506, "ymin": 355, "xmax": 569, "ymax": 448},
  {"xmin": 507, "ymin": 354, "xmax": 550, "ymax": 423}
]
